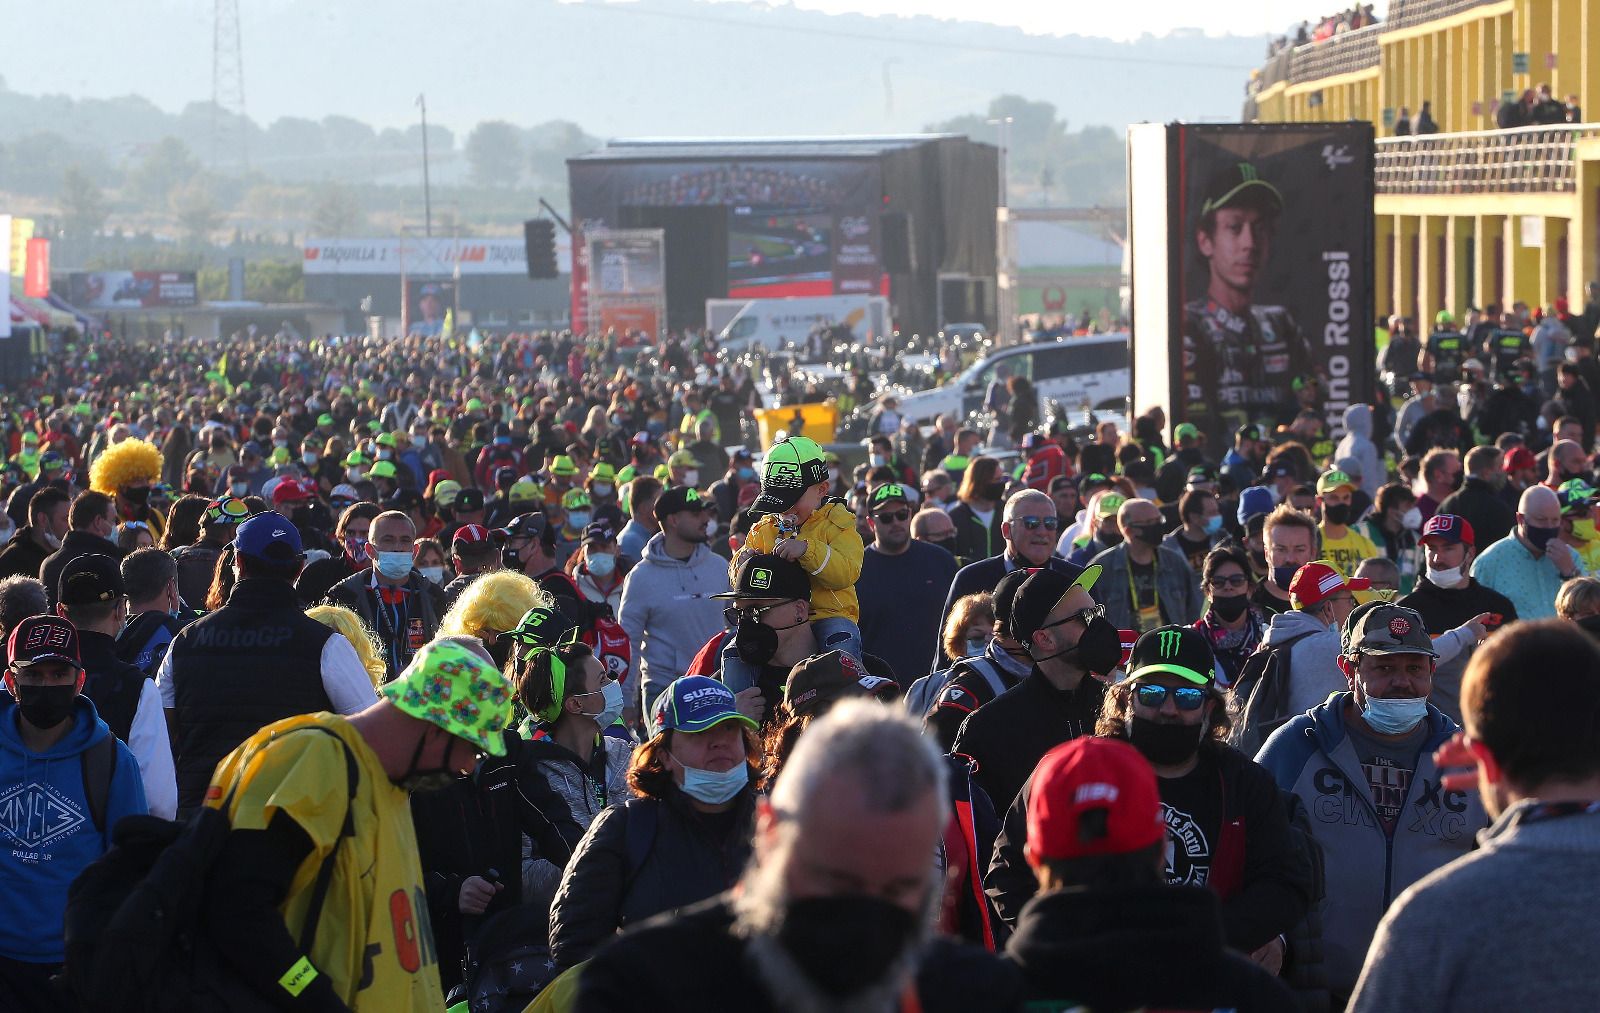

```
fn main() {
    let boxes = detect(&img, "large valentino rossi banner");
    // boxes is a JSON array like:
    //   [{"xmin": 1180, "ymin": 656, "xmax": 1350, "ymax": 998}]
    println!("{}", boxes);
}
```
[{"xmin": 1128, "ymin": 122, "xmax": 1374, "ymax": 440}]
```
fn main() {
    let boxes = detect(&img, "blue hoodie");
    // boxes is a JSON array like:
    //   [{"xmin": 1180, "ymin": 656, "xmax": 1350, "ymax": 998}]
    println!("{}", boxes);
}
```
[{"xmin": 0, "ymin": 693, "xmax": 147, "ymax": 963}]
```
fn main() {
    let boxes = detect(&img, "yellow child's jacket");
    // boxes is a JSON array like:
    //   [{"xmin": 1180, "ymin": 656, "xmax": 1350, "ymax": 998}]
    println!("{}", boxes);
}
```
[{"xmin": 740, "ymin": 500, "xmax": 863, "ymax": 623}]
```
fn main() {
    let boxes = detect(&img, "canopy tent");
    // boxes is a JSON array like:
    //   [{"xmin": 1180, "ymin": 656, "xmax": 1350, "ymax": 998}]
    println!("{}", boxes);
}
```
[{"xmin": 9, "ymin": 277, "xmax": 75, "ymax": 329}]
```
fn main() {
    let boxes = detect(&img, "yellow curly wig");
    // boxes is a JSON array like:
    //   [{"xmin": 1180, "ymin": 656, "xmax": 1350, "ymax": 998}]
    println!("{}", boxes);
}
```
[
  {"xmin": 439, "ymin": 571, "xmax": 553, "ymax": 642},
  {"xmin": 306, "ymin": 604, "xmax": 387, "ymax": 687},
  {"xmin": 89, "ymin": 439, "xmax": 163, "ymax": 495}
]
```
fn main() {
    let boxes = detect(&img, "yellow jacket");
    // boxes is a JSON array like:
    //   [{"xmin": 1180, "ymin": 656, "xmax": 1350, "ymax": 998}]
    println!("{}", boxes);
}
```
[{"xmin": 740, "ymin": 500, "xmax": 863, "ymax": 623}]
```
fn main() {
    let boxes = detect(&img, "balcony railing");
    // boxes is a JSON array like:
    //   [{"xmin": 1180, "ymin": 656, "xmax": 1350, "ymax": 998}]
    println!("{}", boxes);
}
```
[
  {"xmin": 1382, "ymin": 0, "xmax": 1499, "ymax": 34},
  {"xmin": 1289, "ymin": 24, "xmax": 1382, "ymax": 85},
  {"xmin": 1374, "ymin": 123, "xmax": 1600, "ymax": 195}
]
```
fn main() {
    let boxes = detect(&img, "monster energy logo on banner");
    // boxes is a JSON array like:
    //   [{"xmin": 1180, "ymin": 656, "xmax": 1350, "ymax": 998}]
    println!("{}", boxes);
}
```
[{"xmin": 1157, "ymin": 629, "xmax": 1182, "ymax": 658}]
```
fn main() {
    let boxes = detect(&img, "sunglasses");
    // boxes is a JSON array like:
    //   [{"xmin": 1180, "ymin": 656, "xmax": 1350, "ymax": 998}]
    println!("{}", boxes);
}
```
[
  {"xmin": 1015, "ymin": 516, "xmax": 1060, "ymax": 531},
  {"xmin": 1036, "ymin": 603, "xmax": 1104, "ymax": 635},
  {"xmin": 1133, "ymin": 684, "xmax": 1207, "ymax": 711},
  {"xmin": 724, "ymin": 600, "xmax": 797, "ymax": 627},
  {"xmin": 1208, "ymin": 574, "xmax": 1249, "ymax": 590},
  {"xmin": 872, "ymin": 509, "xmax": 911, "ymax": 523}
]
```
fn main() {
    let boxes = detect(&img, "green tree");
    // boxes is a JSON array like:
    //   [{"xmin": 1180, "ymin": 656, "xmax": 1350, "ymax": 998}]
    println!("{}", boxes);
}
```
[
  {"xmin": 170, "ymin": 177, "xmax": 223, "ymax": 243},
  {"xmin": 130, "ymin": 136, "xmax": 200, "ymax": 206},
  {"xmin": 309, "ymin": 182, "xmax": 365, "ymax": 236},
  {"xmin": 465, "ymin": 120, "xmax": 523, "ymax": 187},
  {"xmin": 60, "ymin": 165, "xmax": 109, "ymax": 238}
]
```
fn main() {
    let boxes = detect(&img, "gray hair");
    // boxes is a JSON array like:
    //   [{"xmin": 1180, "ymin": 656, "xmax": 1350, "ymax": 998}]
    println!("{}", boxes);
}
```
[
  {"xmin": 1003, "ymin": 488, "xmax": 1055, "ymax": 524},
  {"xmin": 0, "ymin": 576, "xmax": 48, "ymax": 647},
  {"xmin": 768, "ymin": 700, "xmax": 948, "ymax": 826}
]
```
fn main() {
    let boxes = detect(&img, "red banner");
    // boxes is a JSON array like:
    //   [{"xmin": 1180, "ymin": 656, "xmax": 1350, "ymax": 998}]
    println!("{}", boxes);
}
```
[{"xmin": 23, "ymin": 239, "xmax": 49, "ymax": 299}]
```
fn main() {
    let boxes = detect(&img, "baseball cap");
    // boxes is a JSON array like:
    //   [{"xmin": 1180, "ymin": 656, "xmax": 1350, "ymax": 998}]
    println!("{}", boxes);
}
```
[
  {"xmin": 1436, "ymin": 310, "xmax": 1455, "ymax": 325},
  {"xmin": 712, "ymin": 553, "xmax": 812, "ymax": 602},
  {"xmin": 1173, "ymin": 422, "xmax": 1200, "ymax": 442},
  {"xmin": 1559, "ymin": 479, "xmax": 1596, "ymax": 515},
  {"xmin": 465, "ymin": 397, "xmax": 486, "ymax": 412},
  {"xmin": 1316, "ymin": 469, "xmax": 1357, "ymax": 494},
  {"xmin": 1009, "ymin": 564, "xmax": 1103, "ymax": 645},
  {"xmin": 510, "ymin": 478, "xmax": 542, "ymax": 503},
  {"xmin": 583, "ymin": 521, "xmax": 615, "ymax": 544},
  {"xmin": 203, "ymin": 495, "xmax": 251, "ymax": 527},
  {"xmin": 233, "ymin": 510, "xmax": 304, "ymax": 563},
  {"xmin": 1200, "ymin": 161, "xmax": 1283, "ymax": 217},
  {"xmin": 505, "ymin": 605, "xmax": 579, "ymax": 648},
  {"xmin": 651, "ymin": 675, "xmax": 758, "ymax": 734},
  {"xmin": 370, "ymin": 460, "xmax": 398, "ymax": 480},
  {"xmin": 1095, "ymin": 492, "xmax": 1126, "ymax": 518},
  {"xmin": 384, "ymin": 489, "xmax": 422, "ymax": 513},
  {"xmin": 1125, "ymin": 624, "xmax": 1216, "ymax": 687},
  {"xmin": 1185, "ymin": 465, "xmax": 1217, "ymax": 487},
  {"xmin": 1502, "ymin": 446, "xmax": 1537, "ymax": 473},
  {"xmin": 1420, "ymin": 513, "xmax": 1474, "ymax": 546},
  {"xmin": 455, "ymin": 488, "xmax": 485, "ymax": 512},
  {"xmin": 562, "ymin": 488, "xmax": 591, "ymax": 511},
  {"xmin": 497, "ymin": 512, "xmax": 549, "ymax": 542},
  {"xmin": 1346, "ymin": 603, "xmax": 1439, "ymax": 658},
  {"xmin": 379, "ymin": 639, "xmax": 513, "ymax": 757},
  {"xmin": 1025, "ymin": 737, "xmax": 1164, "ymax": 864},
  {"xmin": 271, "ymin": 477, "xmax": 314, "ymax": 506},
  {"xmin": 783, "ymin": 650, "xmax": 899, "ymax": 717},
  {"xmin": 867, "ymin": 483, "xmax": 911, "ymax": 513},
  {"xmin": 549, "ymin": 455, "xmax": 579, "ymax": 478},
  {"xmin": 8, "ymin": 615, "xmax": 83, "ymax": 671},
  {"xmin": 329, "ymin": 483, "xmax": 360, "ymax": 506},
  {"xmin": 375, "ymin": 432, "xmax": 398, "ymax": 448},
  {"xmin": 343, "ymin": 451, "xmax": 369, "ymax": 468},
  {"xmin": 992, "ymin": 568, "xmax": 1035, "ymax": 638},
  {"xmin": 39, "ymin": 451, "xmax": 64, "ymax": 472},
  {"xmin": 655, "ymin": 485, "xmax": 713, "ymax": 518},
  {"xmin": 667, "ymin": 449, "xmax": 700, "ymax": 470},
  {"xmin": 1235, "ymin": 423, "xmax": 1262, "ymax": 442},
  {"xmin": 1289, "ymin": 561, "xmax": 1368, "ymax": 609},
  {"xmin": 1078, "ymin": 473, "xmax": 1113, "ymax": 496},
  {"xmin": 58, "ymin": 553, "xmax": 126, "ymax": 607},
  {"xmin": 753, "ymin": 436, "xmax": 829, "ymax": 515},
  {"xmin": 317, "ymin": 413, "xmax": 335, "ymax": 427},
  {"xmin": 452, "ymin": 523, "xmax": 493, "ymax": 548}
]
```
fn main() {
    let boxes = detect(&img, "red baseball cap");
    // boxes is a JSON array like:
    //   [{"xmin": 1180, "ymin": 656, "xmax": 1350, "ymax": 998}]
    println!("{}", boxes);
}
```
[
  {"xmin": 1503, "ymin": 446, "xmax": 1537, "ymax": 473},
  {"xmin": 1288, "ymin": 561, "xmax": 1369, "ymax": 609},
  {"xmin": 1026, "ymin": 737, "xmax": 1164, "ymax": 864},
  {"xmin": 271, "ymin": 478, "xmax": 314, "ymax": 505},
  {"xmin": 452, "ymin": 523, "xmax": 493, "ymax": 547},
  {"xmin": 1420, "ymin": 513, "xmax": 1474, "ymax": 547}
]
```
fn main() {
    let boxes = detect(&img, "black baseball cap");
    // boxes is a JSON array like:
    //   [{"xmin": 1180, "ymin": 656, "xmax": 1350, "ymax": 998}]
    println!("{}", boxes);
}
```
[
  {"xmin": 455, "ymin": 488, "xmax": 486, "ymax": 512},
  {"xmin": 993, "ymin": 568, "xmax": 1036, "ymax": 638},
  {"xmin": 1010, "ymin": 564, "xmax": 1102, "ymax": 645},
  {"xmin": 1126, "ymin": 625, "xmax": 1216, "ymax": 687},
  {"xmin": 711, "ymin": 553, "xmax": 811, "ymax": 602},
  {"xmin": 1200, "ymin": 161, "xmax": 1283, "ymax": 217},
  {"xmin": 867, "ymin": 483, "xmax": 911, "ymax": 514},
  {"xmin": 656, "ymin": 485, "xmax": 715, "ymax": 518},
  {"xmin": 59, "ymin": 553, "xmax": 126, "ymax": 607},
  {"xmin": 1078, "ymin": 473, "xmax": 1113, "ymax": 496},
  {"xmin": 783, "ymin": 650, "xmax": 899, "ymax": 717}
]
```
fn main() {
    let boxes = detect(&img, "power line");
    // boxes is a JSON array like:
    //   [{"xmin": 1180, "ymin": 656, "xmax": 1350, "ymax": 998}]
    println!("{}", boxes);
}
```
[{"xmin": 569, "ymin": 2, "xmax": 1253, "ymax": 72}]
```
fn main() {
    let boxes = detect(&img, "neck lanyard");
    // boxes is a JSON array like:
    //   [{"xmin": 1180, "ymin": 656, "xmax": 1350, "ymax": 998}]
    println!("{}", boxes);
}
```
[{"xmin": 1128, "ymin": 553, "xmax": 1160, "ymax": 619}]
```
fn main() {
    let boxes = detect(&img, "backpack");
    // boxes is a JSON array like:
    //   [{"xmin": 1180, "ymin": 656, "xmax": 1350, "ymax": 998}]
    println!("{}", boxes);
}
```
[
  {"xmin": 904, "ymin": 657, "xmax": 1007, "ymax": 720},
  {"xmin": 1228, "ymin": 630, "xmax": 1317, "ymax": 757},
  {"xmin": 62, "ymin": 726, "xmax": 361, "ymax": 1013},
  {"xmin": 81, "ymin": 734, "xmax": 118, "ymax": 836}
]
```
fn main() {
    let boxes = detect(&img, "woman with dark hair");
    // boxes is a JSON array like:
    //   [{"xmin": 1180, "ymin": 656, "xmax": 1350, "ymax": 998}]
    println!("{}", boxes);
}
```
[
  {"xmin": 161, "ymin": 493, "xmax": 208, "ymax": 552},
  {"xmin": 1007, "ymin": 375, "xmax": 1039, "ymax": 445},
  {"xmin": 1193, "ymin": 545, "xmax": 1269, "ymax": 688},
  {"xmin": 548, "ymin": 675, "xmax": 758, "ymax": 970},
  {"xmin": 949, "ymin": 455, "xmax": 1006, "ymax": 562},
  {"xmin": 203, "ymin": 545, "xmax": 236, "ymax": 612}
]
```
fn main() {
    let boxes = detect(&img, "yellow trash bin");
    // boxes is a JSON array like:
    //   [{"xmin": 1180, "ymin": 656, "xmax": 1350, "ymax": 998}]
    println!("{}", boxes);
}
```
[{"xmin": 752, "ymin": 402, "xmax": 839, "ymax": 447}]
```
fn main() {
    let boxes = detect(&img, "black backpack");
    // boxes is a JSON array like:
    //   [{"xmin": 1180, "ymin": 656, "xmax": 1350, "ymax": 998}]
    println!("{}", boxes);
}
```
[
  {"xmin": 1227, "ymin": 630, "xmax": 1317, "ymax": 757},
  {"xmin": 62, "ymin": 726, "xmax": 360, "ymax": 1012}
]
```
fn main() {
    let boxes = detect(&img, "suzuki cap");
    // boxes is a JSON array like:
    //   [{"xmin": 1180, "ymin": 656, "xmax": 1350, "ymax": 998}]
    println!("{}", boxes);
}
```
[{"xmin": 652, "ymin": 675, "xmax": 758, "ymax": 734}]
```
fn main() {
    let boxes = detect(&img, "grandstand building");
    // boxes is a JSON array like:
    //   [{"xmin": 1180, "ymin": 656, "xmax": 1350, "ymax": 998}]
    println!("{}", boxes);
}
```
[{"xmin": 1247, "ymin": 0, "xmax": 1600, "ymax": 322}]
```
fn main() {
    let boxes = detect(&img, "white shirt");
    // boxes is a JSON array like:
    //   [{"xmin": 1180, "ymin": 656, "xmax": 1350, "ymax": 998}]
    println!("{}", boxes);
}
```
[
  {"xmin": 128, "ymin": 680, "xmax": 177, "ymax": 820},
  {"xmin": 156, "ymin": 631, "xmax": 377, "ymax": 714}
]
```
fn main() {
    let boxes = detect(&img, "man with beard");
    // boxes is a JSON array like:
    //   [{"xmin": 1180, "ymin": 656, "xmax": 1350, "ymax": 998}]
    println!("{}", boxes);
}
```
[
  {"xmin": 1090, "ymin": 498, "xmax": 1204, "ymax": 633},
  {"xmin": 1256, "ymin": 603, "xmax": 1486, "ymax": 1005},
  {"xmin": 575, "ymin": 703, "xmax": 1021, "ymax": 1012},
  {"xmin": 857, "ymin": 484, "xmax": 958, "ymax": 682},
  {"xmin": 1351, "ymin": 621, "xmax": 1600, "ymax": 1011},
  {"xmin": 1001, "ymin": 736, "xmax": 1294, "ymax": 1010}
]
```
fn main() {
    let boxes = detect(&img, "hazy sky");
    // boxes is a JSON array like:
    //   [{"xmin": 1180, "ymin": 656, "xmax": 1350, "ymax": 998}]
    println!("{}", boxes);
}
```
[{"xmin": 710, "ymin": 0, "xmax": 1347, "ymax": 43}]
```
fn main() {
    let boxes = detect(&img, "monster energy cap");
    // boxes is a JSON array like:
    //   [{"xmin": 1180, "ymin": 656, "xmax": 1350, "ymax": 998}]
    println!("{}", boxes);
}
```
[
  {"xmin": 711, "ymin": 553, "xmax": 811, "ymax": 602},
  {"xmin": 753, "ymin": 436, "xmax": 830, "ymax": 515},
  {"xmin": 1125, "ymin": 624, "xmax": 1217, "ymax": 687},
  {"xmin": 1200, "ymin": 161, "xmax": 1284, "ymax": 218}
]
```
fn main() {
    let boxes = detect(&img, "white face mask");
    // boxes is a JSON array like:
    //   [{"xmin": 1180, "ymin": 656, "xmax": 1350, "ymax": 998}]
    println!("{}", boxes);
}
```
[
  {"xmin": 705, "ymin": 517, "xmax": 718, "ymax": 539},
  {"xmin": 1425, "ymin": 564, "xmax": 1464, "ymax": 587},
  {"xmin": 682, "ymin": 469, "xmax": 699, "ymax": 488},
  {"xmin": 418, "ymin": 565, "xmax": 446, "ymax": 584},
  {"xmin": 1401, "ymin": 507, "xmax": 1423, "ymax": 531}
]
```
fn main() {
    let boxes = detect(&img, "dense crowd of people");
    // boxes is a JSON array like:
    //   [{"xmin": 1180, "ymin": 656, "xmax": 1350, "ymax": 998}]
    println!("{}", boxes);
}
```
[{"xmin": 0, "ymin": 314, "xmax": 1596, "ymax": 1012}]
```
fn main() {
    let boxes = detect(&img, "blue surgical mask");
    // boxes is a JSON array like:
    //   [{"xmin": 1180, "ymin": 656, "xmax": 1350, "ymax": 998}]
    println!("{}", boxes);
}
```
[
  {"xmin": 1362, "ymin": 695, "xmax": 1428, "ymax": 735},
  {"xmin": 593, "ymin": 483, "xmax": 614, "ymax": 498},
  {"xmin": 1203, "ymin": 515, "xmax": 1223, "ymax": 536},
  {"xmin": 674, "ymin": 754, "xmax": 749, "ymax": 805},
  {"xmin": 578, "ymin": 680, "xmax": 625, "ymax": 728},
  {"xmin": 418, "ymin": 565, "xmax": 446, "ymax": 584},
  {"xmin": 737, "ymin": 466, "xmax": 756, "ymax": 482},
  {"xmin": 374, "ymin": 550, "xmax": 413, "ymax": 581},
  {"xmin": 1272, "ymin": 565, "xmax": 1298, "ymax": 591},
  {"xmin": 587, "ymin": 552, "xmax": 617, "ymax": 578},
  {"xmin": 964, "ymin": 637, "xmax": 988, "ymax": 657},
  {"xmin": 567, "ymin": 511, "xmax": 591, "ymax": 530}
]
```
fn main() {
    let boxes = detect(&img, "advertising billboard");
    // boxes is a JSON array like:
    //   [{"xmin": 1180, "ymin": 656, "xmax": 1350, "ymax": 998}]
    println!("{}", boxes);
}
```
[
  {"xmin": 1128, "ymin": 122, "xmax": 1374, "ymax": 440},
  {"xmin": 302, "ymin": 237, "xmax": 530, "ymax": 276},
  {"xmin": 67, "ymin": 271, "xmax": 199, "ymax": 309},
  {"xmin": 585, "ymin": 229, "xmax": 666, "ymax": 338}
]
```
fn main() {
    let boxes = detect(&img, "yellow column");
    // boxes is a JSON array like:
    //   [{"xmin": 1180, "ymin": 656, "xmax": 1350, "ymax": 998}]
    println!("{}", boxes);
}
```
[
  {"xmin": 1446, "ymin": 216, "xmax": 1474, "ymax": 316},
  {"xmin": 1584, "ymin": 0, "xmax": 1600, "ymax": 126},
  {"xmin": 1375, "ymin": 216, "xmax": 1396, "ymax": 320},
  {"xmin": 1476, "ymin": 214, "xmax": 1505, "ymax": 309},
  {"xmin": 1539, "ymin": 216, "xmax": 1567, "ymax": 309},
  {"xmin": 1418, "ymin": 215, "xmax": 1447, "ymax": 323},
  {"xmin": 1573, "ymin": 143, "xmax": 1600, "ymax": 307},
  {"xmin": 1509, "ymin": 215, "xmax": 1542, "ymax": 311},
  {"xmin": 1526, "ymin": 0, "xmax": 1553, "ymax": 94},
  {"xmin": 1397, "ymin": 215, "xmax": 1420, "ymax": 324},
  {"xmin": 1554, "ymin": 0, "xmax": 1580, "ymax": 103}
]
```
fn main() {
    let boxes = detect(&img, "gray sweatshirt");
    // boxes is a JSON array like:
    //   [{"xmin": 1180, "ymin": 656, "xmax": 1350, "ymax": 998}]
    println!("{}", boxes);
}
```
[
  {"xmin": 617, "ymin": 533, "xmax": 731, "ymax": 727},
  {"xmin": 1350, "ymin": 800, "xmax": 1600, "ymax": 1012}
]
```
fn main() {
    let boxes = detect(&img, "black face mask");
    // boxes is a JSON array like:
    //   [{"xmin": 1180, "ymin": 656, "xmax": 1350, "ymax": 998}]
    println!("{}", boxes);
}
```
[
  {"xmin": 984, "ymin": 481, "xmax": 1007, "ymax": 501},
  {"xmin": 1099, "ymin": 527, "xmax": 1124, "ymax": 547},
  {"xmin": 398, "ymin": 727, "xmax": 461, "ymax": 794},
  {"xmin": 735, "ymin": 616, "xmax": 780, "ymax": 666},
  {"xmin": 123, "ymin": 486, "xmax": 151, "ymax": 507},
  {"xmin": 1130, "ymin": 522, "xmax": 1166, "ymax": 547},
  {"xmin": 1249, "ymin": 548, "xmax": 1268, "ymax": 569},
  {"xmin": 926, "ymin": 536, "xmax": 958, "ymax": 556},
  {"xmin": 1210, "ymin": 594, "xmax": 1251, "ymax": 622},
  {"xmin": 486, "ymin": 636, "xmax": 513, "ymax": 672},
  {"xmin": 1322, "ymin": 503, "xmax": 1353, "ymax": 526},
  {"xmin": 776, "ymin": 895, "xmax": 919, "ymax": 998},
  {"xmin": 14, "ymin": 683, "xmax": 77, "ymax": 730},
  {"xmin": 1128, "ymin": 714, "xmax": 1205, "ymax": 766},
  {"xmin": 1035, "ymin": 615, "xmax": 1122, "ymax": 675}
]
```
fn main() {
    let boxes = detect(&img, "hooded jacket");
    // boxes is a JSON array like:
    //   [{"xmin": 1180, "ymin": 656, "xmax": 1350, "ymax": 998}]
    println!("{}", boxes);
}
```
[
  {"xmin": 1254, "ymin": 693, "xmax": 1486, "ymax": 995},
  {"xmin": 742, "ymin": 500, "xmax": 863, "ymax": 623},
  {"xmin": 617, "ymin": 533, "xmax": 731, "ymax": 725},
  {"xmin": 1256, "ymin": 607, "xmax": 1346, "ymax": 723},
  {"xmin": 0, "ymin": 694, "xmax": 148, "ymax": 962},
  {"xmin": 1335, "ymin": 404, "xmax": 1384, "ymax": 493}
]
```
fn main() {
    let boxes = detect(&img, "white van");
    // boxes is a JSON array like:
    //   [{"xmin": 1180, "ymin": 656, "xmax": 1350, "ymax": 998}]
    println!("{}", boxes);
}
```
[
  {"xmin": 708, "ymin": 295, "xmax": 890, "ymax": 353},
  {"xmin": 892, "ymin": 333, "xmax": 1129, "ymax": 425}
]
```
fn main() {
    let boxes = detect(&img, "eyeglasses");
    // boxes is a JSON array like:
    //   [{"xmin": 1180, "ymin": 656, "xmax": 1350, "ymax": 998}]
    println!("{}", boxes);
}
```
[
  {"xmin": 1133, "ymin": 684, "xmax": 1207, "ymax": 711},
  {"xmin": 1015, "ymin": 516, "xmax": 1061, "ymax": 532},
  {"xmin": 1036, "ymin": 603, "xmax": 1104, "ymax": 635},
  {"xmin": 724, "ymin": 600, "xmax": 796, "ymax": 627},
  {"xmin": 1207, "ymin": 574, "xmax": 1249, "ymax": 590},
  {"xmin": 872, "ymin": 509, "xmax": 911, "ymax": 523}
]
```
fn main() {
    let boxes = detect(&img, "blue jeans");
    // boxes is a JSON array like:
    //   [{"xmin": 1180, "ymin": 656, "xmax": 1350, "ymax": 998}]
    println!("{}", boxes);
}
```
[{"xmin": 721, "ymin": 617, "xmax": 864, "ymax": 695}]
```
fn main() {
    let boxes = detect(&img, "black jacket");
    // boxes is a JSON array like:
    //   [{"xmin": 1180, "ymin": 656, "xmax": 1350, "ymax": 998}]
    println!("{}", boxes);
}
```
[
  {"xmin": 986, "ymin": 741, "xmax": 1315, "ymax": 953},
  {"xmin": 1436, "ymin": 476, "xmax": 1517, "ymax": 549},
  {"xmin": 1005, "ymin": 886, "xmax": 1296, "ymax": 1012},
  {"xmin": 41, "ymin": 529, "xmax": 121, "ymax": 606},
  {"xmin": 925, "ymin": 655, "xmax": 1025, "ymax": 752},
  {"xmin": 295, "ymin": 553, "xmax": 358, "ymax": 606},
  {"xmin": 549, "ymin": 786, "xmax": 755, "ymax": 970},
  {"xmin": 324, "ymin": 568, "xmax": 444, "ymax": 681},
  {"xmin": 77, "ymin": 629, "xmax": 151, "ymax": 743},
  {"xmin": 0, "ymin": 527, "xmax": 52, "ymax": 582},
  {"xmin": 167, "ymin": 578, "xmax": 335, "ymax": 810},
  {"xmin": 951, "ymin": 667, "xmax": 1105, "ymax": 812},
  {"xmin": 948, "ymin": 501, "xmax": 1004, "ymax": 566},
  {"xmin": 576, "ymin": 894, "xmax": 1023, "ymax": 1013},
  {"xmin": 934, "ymin": 552, "xmax": 1078, "ymax": 670},
  {"xmin": 171, "ymin": 539, "xmax": 226, "ymax": 609}
]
